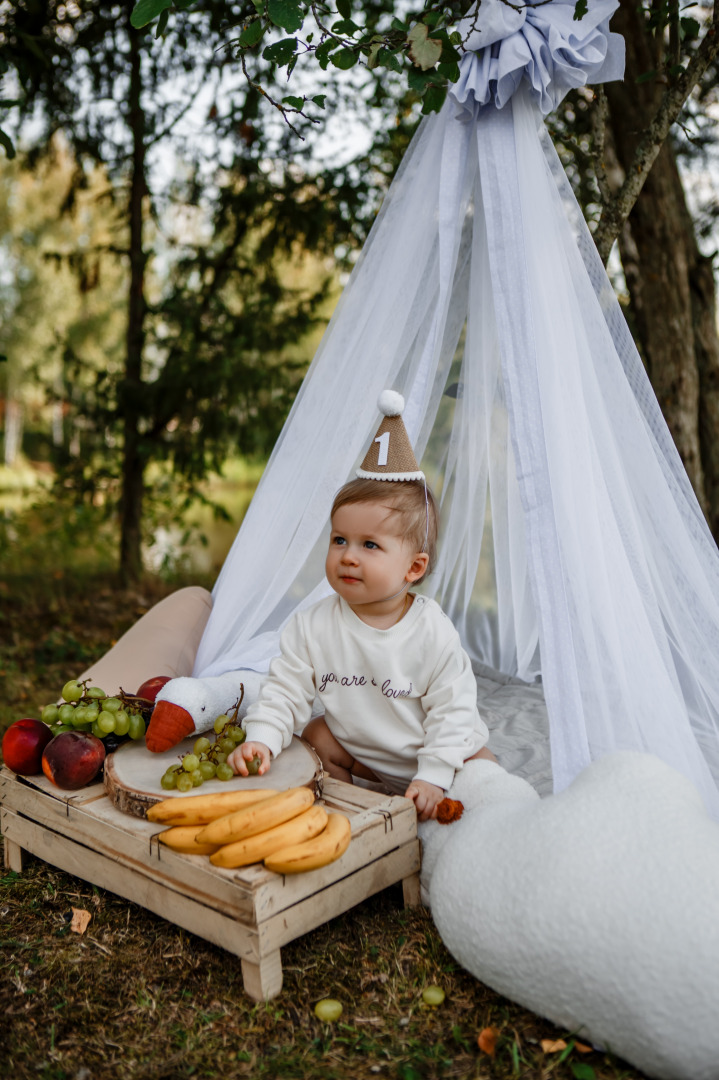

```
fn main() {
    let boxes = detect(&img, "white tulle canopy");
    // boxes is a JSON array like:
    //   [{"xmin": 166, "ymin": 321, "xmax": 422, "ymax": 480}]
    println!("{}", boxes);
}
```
[{"xmin": 193, "ymin": 0, "xmax": 719, "ymax": 816}]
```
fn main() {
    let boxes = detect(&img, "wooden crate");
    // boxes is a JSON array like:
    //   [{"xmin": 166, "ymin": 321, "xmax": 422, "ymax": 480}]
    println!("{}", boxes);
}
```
[{"xmin": 0, "ymin": 767, "xmax": 421, "ymax": 1001}]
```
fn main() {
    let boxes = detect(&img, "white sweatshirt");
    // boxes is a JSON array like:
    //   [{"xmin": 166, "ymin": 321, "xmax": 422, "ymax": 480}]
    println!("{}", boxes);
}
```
[{"xmin": 243, "ymin": 594, "xmax": 488, "ymax": 791}]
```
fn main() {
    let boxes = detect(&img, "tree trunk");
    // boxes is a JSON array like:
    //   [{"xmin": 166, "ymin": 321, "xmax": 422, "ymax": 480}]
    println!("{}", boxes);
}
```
[
  {"xmin": 119, "ymin": 12, "xmax": 147, "ymax": 585},
  {"xmin": 604, "ymin": 0, "xmax": 719, "ymax": 529}
]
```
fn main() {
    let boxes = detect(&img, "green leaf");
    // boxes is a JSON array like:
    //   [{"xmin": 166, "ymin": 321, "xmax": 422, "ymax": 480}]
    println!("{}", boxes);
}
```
[
  {"xmin": 267, "ymin": 0, "xmax": 303, "ymax": 33},
  {"xmin": 130, "ymin": 0, "xmax": 171, "ymax": 29},
  {"xmin": 680, "ymin": 15, "xmax": 700, "ymax": 38},
  {"xmin": 251, "ymin": 0, "xmax": 265, "ymax": 11},
  {"xmin": 155, "ymin": 7, "xmax": 170, "ymax": 36},
  {"xmin": 570, "ymin": 1064, "xmax": 596, "ymax": 1080},
  {"xmin": 262, "ymin": 36, "xmax": 298, "ymax": 64},
  {"xmin": 0, "ymin": 129, "xmax": 16, "ymax": 158},
  {"xmin": 239, "ymin": 19, "xmax": 265, "ymax": 47},
  {"xmin": 422, "ymin": 10, "xmax": 442, "ymax": 26},
  {"xmin": 378, "ymin": 49, "xmax": 402, "ymax": 72},
  {"xmin": 407, "ymin": 24, "xmax": 442, "ymax": 71},
  {"xmin": 391, "ymin": 17, "xmax": 408, "ymax": 31},
  {"xmin": 635, "ymin": 68, "xmax": 658, "ymax": 84},
  {"xmin": 312, "ymin": 94, "xmax": 326, "ymax": 108},
  {"xmin": 421, "ymin": 83, "xmax": 447, "ymax": 114},
  {"xmin": 331, "ymin": 18, "xmax": 359, "ymax": 34},
  {"xmin": 367, "ymin": 41, "xmax": 382, "ymax": 69},
  {"xmin": 407, "ymin": 65, "xmax": 437, "ymax": 92},
  {"xmin": 330, "ymin": 48, "xmax": 357, "ymax": 69},
  {"xmin": 336, "ymin": 0, "xmax": 351, "ymax": 17},
  {"xmin": 282, "ymin": 95, "xmax": 304, "ymax": 109},
  {"xmin": 573, "ymin": 0, "xmax": 588, "ymax": 19},
  {"xmin": 437, "ymin": 60, "xmax": 459, "ymax": 82}
]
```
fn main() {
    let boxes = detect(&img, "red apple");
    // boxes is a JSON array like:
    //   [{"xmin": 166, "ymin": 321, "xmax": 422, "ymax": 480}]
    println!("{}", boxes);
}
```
[
  {"xmin": 136, "ymin": 675, "xmax": 172, "ymax": 702},
  {"xmin": 2, "ymin": 719, "xmax": 53, "ymax": 776},
  {"xmin": 42, "ymin": 731, "xmax": 106, "ymax": 790}
]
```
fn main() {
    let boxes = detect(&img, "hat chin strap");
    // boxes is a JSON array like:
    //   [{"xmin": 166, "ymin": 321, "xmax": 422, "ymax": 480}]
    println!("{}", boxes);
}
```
[{"xmin": 378, "ymin": 580, "xmax": 411, "ymax": 604}]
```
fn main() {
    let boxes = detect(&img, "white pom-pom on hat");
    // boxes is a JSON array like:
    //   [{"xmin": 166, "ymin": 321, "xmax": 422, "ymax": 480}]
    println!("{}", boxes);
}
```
[{"xmin": 378, "ymin": 389, "xmax": 405, "ymax": 417}]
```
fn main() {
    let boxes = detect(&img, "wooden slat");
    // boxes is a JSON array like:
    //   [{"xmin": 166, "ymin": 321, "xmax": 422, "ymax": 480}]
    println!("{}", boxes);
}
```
[{"xmin": 255, "ymin": 840, "xmax": 421, "ymax": 954}]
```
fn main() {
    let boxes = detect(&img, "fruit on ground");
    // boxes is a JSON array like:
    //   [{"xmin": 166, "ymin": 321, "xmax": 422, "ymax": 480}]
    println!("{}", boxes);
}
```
[
  {"xmin": 41, "ymin": 731, "xmax": 106, "ymax": 790},
  {"xmin": 2, "ymin": 719, "xmax": 53, "ymax": 776},
  {"xmin": 314, "ymin": 999, "xmax": 343, "ymax": 1022},
  {"xmin": 136, "ymin": 675, "xmax": 172, "ymax": 702}
]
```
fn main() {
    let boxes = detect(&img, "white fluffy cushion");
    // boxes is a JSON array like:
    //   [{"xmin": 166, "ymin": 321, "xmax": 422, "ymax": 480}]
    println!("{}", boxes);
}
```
[{"xmin": 427, "ymin": 752, "xmax": 719, "ymax": 1080}]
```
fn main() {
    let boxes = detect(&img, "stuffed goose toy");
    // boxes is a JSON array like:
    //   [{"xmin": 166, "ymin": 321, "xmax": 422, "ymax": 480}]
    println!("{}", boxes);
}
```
[{"xmin": 145, "ymin": 671, "xmax": 262, "ymax": 752}]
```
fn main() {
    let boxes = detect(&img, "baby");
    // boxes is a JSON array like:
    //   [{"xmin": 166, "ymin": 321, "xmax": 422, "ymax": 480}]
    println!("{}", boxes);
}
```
[{"xmin": 228, "ymin": 395, "xmax": 492, "ymax": 821}]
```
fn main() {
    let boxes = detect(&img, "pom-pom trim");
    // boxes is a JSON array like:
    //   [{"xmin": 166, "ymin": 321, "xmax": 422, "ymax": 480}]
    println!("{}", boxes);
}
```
[
  {"xmin": 378, "ymin": 389, "xmax": 405, "ymax": 417},
  {"xmin": 356, "ymin": 468, "xmax": 425, "ymax": 482}
]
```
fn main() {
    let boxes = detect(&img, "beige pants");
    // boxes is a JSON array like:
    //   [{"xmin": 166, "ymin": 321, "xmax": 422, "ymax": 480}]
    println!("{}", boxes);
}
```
[{"xmin": 76, "ymin": 586, "xmax": 213, "ymax": 696}]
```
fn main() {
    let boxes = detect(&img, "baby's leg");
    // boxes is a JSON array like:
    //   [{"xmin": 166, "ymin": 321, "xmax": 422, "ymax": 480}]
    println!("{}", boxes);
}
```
[
  {"xmin": 465, "ymin": 746, "xmax": 498, "ymax": 764},
  {"xmin": 301, "ymin": 716, "xmax": 380, "ymax": 785}
]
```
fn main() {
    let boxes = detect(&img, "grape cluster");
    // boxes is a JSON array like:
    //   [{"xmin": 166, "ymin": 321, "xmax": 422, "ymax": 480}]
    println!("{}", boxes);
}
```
[
  {"xmin": 160, "ymin": 711, "xmax": 259, "ymax": 792},
  {"xmin": 40, "ymin": 679, "xmax": 147, "ymax": 747}
]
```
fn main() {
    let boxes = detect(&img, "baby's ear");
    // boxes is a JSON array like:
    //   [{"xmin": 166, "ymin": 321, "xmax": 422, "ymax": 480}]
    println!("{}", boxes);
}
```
[{"xmin": 407, "ymin": 552, "xmax": 430, "ymax": 581}]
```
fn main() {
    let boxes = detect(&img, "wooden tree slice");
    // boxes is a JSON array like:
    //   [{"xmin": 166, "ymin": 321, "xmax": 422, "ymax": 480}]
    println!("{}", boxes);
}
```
[{"xmin": 104, "ymin": 736, "xmax": 323, "ymax": 819}]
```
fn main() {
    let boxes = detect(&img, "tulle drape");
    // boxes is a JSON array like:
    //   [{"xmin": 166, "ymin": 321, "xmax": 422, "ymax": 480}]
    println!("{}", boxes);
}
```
[{"xmin": 193, "ymin": 3, "xmax": 719, "ymax": 816}]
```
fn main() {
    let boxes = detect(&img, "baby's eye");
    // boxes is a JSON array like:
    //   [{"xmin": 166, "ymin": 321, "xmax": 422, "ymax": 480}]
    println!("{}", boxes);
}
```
[
  {"xmin": 364, "ymin": 540, "xmax": 379, "ymax": 550},
  {"xmin": 332, "ymin": 536, "xmax": 346, "ymax": 546}
]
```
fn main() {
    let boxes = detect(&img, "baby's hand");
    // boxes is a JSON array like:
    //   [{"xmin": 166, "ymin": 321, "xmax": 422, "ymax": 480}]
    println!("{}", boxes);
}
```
[
  {"xmin": 404, "ymin": 779, "xmax": 444, "ymax": 823},
  {"xmin": 228, "ymin": 741, "xmax": 271, "ymax": 777}
]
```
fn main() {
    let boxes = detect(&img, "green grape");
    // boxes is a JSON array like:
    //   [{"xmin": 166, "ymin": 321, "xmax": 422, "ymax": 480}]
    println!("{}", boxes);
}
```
[
  {"xmin": 314, "ymin": 999, "xmax": 343, "ymax": 1022},
  {"xmin": 58, "ymin": 703, "xmax": 75, "ymax": 724},
  {"xmin": 227, "ymin": 726, "xmax": 245, "ymax": 745},
  {"xmin": 62, "ymin": 679, "xmax": 83, "ymax": 703},
  {"xmin": 73, "ymin": 704, "xmax": 88, "ymax": 721},
  {"xmin": 176, "ymin": 772, "xmax": 194, "ymax": 793},
  {"xmin": 198, "ymin": 760, "xmax": 217, "ymax": 780},
  {"xmin": 213, "ymin": 751, "xmax": 228, "ymax": 765},
  {"xmin": 97, "ymin": 711, "xmax": 116, "ymax": 734},
  {"xmin": 182, "ymin": 753, "xmax": 200, "ymax": 773},
  {"xmin": 215, "ymin": 762, "xmax": 233, "ymax": 782},
  {"xmin": 86, "ymin": 686, "xmax": 106, "ymax": 699},
  {"xmin": 85, "ymin": 704, "xmax": 100, "ymax": 721},
  {"xmin": 422, "ymin": 985, "xmax": 445, "ymax": 1006},
  {"xmin": 113, "ymin": 710, "xmax": 130, "ymax": 737},
  {"xmin": 213, "ymin": 714, "xmax": 230, "ymax": 735},
  {"xmin": 52, "ymin": 724, "xmax": 73, "ymax": 736},
  {"xmin": 190, "ymin": 769, "xmax": 204, "ymax": 787},
  {"xmin": 92, "ymin": 720, "xmax": 104, "ymax": 738},
  {"xmin": 194, "ymin": 736, "xmax": 212, "ymax": 755},
  {"xmin": 246, "ymin": 755, "xmax": 261, "ymax": 776},
  {"xmin": 218, "ymin": 737, "xmax": 235, "ymax": 755},
  {"xmin": 160, "ymin": 770, "xmax": 178, "ymax": 790},
  {"xmin": 128, "ymin": 713, "xmax": 145, "ymax": 740},
  {"xmin": 103, "ymin": 697, "xmax": 122, "ymax": 713},
  {"xmin": 41, "ymin": 703, "xmax": 59, "ymax": 724}
]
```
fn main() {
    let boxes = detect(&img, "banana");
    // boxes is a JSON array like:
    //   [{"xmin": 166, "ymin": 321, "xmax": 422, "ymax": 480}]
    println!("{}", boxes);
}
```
[
  {"xmin": 146, "ymin": 788, "xmax": 279, "ymax": 826},
  {"xmin": 209, "ymin": 804, "xmax": 329, "ymax": 869},
  {"xmin": 196, "ymin": 786, "xmax": 315, "ymax": 847},
  {"xmin": 264, "ymin": 811, "xmax": 352, "ymax": 875},
  {"xmin": 157, "ymin": 825, "xmax": 221, "ymax": 855}
]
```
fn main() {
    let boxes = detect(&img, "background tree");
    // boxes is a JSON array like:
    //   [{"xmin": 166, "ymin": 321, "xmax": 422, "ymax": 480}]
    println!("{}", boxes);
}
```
[{"xmin": 0, "ymin": 0, "xmax": 398, "ymax": 581}]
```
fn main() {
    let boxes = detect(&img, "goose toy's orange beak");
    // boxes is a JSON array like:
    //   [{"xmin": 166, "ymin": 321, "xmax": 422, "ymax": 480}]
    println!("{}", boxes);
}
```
[{"xmin": 145, "ymin": 700, "xmax": 195, "ymax": 753}]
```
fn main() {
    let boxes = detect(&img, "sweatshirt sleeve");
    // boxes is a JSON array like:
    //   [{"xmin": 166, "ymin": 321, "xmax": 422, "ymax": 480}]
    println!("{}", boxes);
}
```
[
  {"xmin": 414, "ymin": 634, "xmax": 489, "ymax": 790},
  {"xmin": 242, "ymin": 615, "xmax": 316, "ymax": 758}
]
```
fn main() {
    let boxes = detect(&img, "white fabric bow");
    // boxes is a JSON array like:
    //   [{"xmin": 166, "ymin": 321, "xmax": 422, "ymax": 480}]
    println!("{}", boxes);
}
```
[{"xmin": 451, "ymin": 0, "xmax": 625, "ymax": 115}]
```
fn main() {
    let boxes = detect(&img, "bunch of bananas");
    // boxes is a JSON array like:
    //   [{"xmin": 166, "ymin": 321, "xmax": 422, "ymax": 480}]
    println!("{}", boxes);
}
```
[{"xmin": 148, "ymin": 787, "xmax": 351, "ymax": 873}]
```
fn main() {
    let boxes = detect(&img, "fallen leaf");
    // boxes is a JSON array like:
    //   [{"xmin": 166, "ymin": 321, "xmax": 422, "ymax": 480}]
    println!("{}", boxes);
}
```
[
  {"xmin": 477, "ymin": 1026, "xmax": 499, "ymax": 1057},
  {"xmin": 70, "ymin": 907, "xmax": 91, "ymax": 934},
  {"xmin": 575, "ymin": 1041, "xmax": 593, "ymax": 1054},
  {"xmin": 541, "ymin": 1038, "xmax": 568, "ymax": 1053}
]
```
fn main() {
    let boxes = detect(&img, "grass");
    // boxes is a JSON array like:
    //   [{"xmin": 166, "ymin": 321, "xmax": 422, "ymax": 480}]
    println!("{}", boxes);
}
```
[{"xmin": 0, "ymin": 569, "xmax": 647, "ymax": 1080}]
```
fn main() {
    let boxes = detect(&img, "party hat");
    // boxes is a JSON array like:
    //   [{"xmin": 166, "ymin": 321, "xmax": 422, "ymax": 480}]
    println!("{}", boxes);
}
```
[{"xmin": 356, "ymin": 390, "xmax": 425, "ymax": 482}]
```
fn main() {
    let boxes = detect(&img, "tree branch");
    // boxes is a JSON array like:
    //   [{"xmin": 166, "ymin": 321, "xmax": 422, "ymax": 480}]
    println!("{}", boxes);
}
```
[{"xmin": 593, "ymin": 2, "xmax": 719, "ymax": 264}]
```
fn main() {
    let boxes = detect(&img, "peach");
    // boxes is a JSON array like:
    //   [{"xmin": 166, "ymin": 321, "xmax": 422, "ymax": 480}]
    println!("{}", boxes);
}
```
[{"xmin": 41, "ymin": 731, "xmax": 106, "ymax": 790}]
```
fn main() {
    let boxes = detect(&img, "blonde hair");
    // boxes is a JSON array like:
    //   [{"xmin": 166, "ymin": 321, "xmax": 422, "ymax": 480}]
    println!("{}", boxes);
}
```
[{"xmin": 330, "ymin": 478, "xmax": 439, "ymax": 584}]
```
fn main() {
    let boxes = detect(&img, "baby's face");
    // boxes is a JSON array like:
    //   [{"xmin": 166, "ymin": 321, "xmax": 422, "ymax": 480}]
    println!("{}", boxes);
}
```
[{"xmin": 326, "ymin": 500, "xmax": 418, "ymax": 612}]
